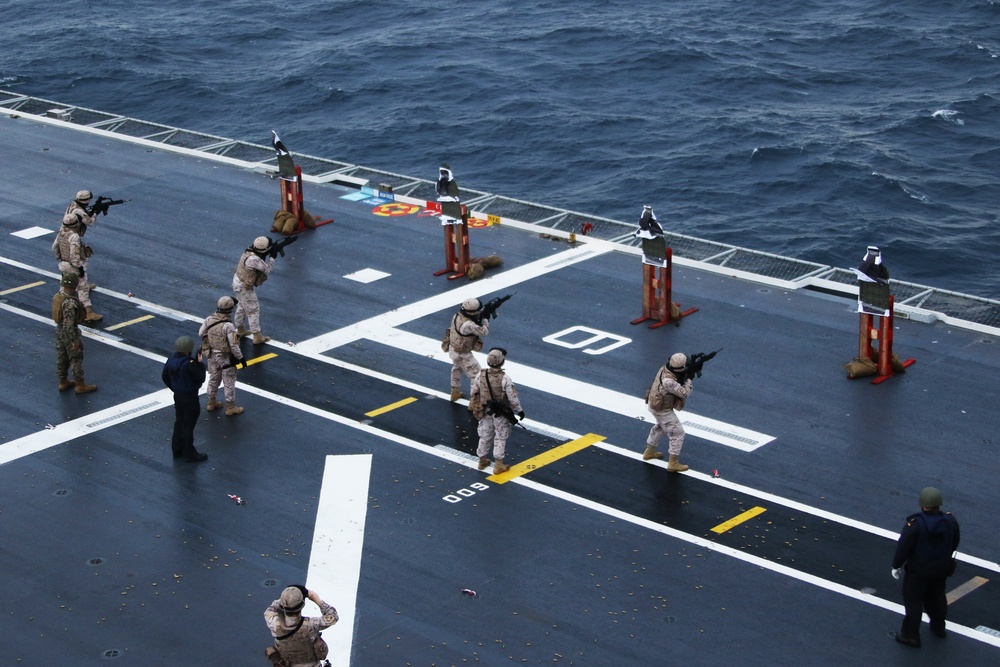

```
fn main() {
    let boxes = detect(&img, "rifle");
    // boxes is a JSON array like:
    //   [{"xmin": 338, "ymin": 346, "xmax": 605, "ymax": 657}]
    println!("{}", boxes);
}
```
[
  {"xmin": 474, "ymin": 293, "xmax": 515, "ymax": 325},
  {"xmin": 686, "ymin": 348, "xmax": 722, "ymax": 379},
  {"xmin": 266, "ymin": 234, "xmax": 299, "ymax": 259},
  {"xmin": 486, "ymin": 399, "xmax": 526, "ymax": 429},
  {"xmin": 86, "ymin": 196, "xmax": 129, "ymax": 216}
]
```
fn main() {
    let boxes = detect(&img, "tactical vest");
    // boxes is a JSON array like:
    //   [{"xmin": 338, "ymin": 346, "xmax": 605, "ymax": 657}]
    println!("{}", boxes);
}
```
[
  {"xmin": 52, "ymin": 228, "xmax": 79, "ymax": 264},
  {"xmin": 203, "ymin": 314, "xmax": 232, "ymax": 354},
  {"xmin": 648, "ymin": 366, "xmax": 685, "ymax": 412},
  {"xmin": 479, "ymin": 369, "xmax": 509, "ymax": 410},
  {"xmin": 449, "ymin": 313, "xmax": 481, "ymax": 353},
  {"xmin": 52, "ymin": 291, "xmax": 85, "ymax": 325},
  {"xmin": 65, "ymin": 203, "xmax": 92, "ymax": 236},
  {"xmin": 235, "ymin": 250, "xmax": 267, "ymax": 288}
]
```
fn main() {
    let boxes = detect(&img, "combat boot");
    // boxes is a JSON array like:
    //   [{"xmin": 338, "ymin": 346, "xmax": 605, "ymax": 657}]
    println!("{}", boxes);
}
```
[
  {"xmin": 225, "ymin": 402, "xmax": 244, "ymax": 416},
  {"xmin": 205, "ymin": 398, "xmax": 222, "ymax": 411},
  {"xmin": 450, "ymin": 388, "xmax": 464, "ymax": 402},
  {"xmin": 642, "ymin": 445, "xmax": 663, "ymax": 461},
  {"xmin": 252, "ymin": 332, "xmax": 270, "ymax": 345},
  {"xmin": 493, "ymin": 458, "xmax": 510, "ymax": 474},
  {"xmin": 666, "ymin": 454, "xmax": 689, "ymax": 472},
  {"xmin": 75, "ymin": 378, "xmax": 98, "ymax": 394},
  {"xmin": 477, "ymin": 457, "xmax": 490, "ymax": 470},
  {"xmin": 84, "ymin": 307, "xmax": 103, "ymax": 322},
  {"xmin": 236, "ymin": 326, "xmax": 248, "ymax": 338},
  {"xmin": 58, "ymin": 377, "xmax": 74, "ymax": 392}
]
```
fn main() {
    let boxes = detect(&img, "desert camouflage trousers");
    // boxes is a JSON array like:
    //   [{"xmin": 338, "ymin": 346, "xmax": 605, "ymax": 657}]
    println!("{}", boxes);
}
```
[
  {"xmin": 449, "ymin": 349, "xmax": 481, "ymax": 390},
  {"xmin": 647, "ymin": 409, "xmax": 686, "ymax": 455},
  {"xmin": 56, "ymin": 329, "xmax": 84, "ymax": 381},
  {"xmin": 232, "ymin": 281, "xmax": 261, "ymax": 334},
  {"xmin": 58, "ymin": 259, "xmax": 92, "ymax": 308},
  {"xmin": 206, "ymin": 351, "xmax": 238, "ymax": 404},
  {"xmin": 477, "ymin": 413, "xmax": 512, "ymax": 460}
]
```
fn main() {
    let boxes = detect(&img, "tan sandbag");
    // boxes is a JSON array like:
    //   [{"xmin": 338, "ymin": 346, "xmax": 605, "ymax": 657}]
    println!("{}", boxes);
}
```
[
  {"xmin": 844, "ymin": 356, "xmax": 877, "ymax": 378},
  {"xmin": 272, "ymin": 210, "xmax": 293, "ymax": 233},
  {"xmin": 301, "ymin": 209, "xmax": 316, "ymax": 229},
  {"xmin": 479, "ymin": 254, "xmax": 502, "ymax": 269},
  {"xmin": 466, "ymin": 263, "xmax": 485, "ymax": 280},
  {"xmin": 670, "ymin": 302, "xmax": 682, "ymax": 320},
  {"xmin": 280, "ymin": 214, "xmax": 299, "ymax": 235}
]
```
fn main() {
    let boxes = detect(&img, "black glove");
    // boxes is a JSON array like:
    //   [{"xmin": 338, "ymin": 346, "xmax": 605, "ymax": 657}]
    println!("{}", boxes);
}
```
[{"xmin": 517, "ymin": 411, "xmax": 525, "ymax": 420}]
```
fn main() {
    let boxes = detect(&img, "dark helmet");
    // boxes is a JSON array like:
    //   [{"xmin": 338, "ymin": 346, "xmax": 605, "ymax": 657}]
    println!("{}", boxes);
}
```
[{"xmin": 919, "ymin": 487, "xmax": 943, "ymax": 508}]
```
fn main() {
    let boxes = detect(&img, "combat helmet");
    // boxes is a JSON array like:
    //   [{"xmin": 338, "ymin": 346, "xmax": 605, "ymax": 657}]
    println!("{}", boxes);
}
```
[
  {"xmin": 487, "ymin": 347, "xmax": 507, "ymax": 368},
  {"xmin": 217, "ymin": 296, "xmax": 235, "ymax": 313},
  {"xmin": 919, "ymin": 487, "xmax": 943, "ymax": 508},
  {"xmin": 668, "ymin": 353, "xmax": 687, "ymax": 372},
  {"xmin": 252, "ymin": 236, "xmax": 271, "ymax": 252},
  {"xmin": 75, "ymin": 190, "xmax": 93, "ymax": 203}
]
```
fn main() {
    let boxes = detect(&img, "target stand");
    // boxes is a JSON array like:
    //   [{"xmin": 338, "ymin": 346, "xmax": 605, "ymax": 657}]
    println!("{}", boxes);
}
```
[
  {"xmin": 855, "ymin": 288, "xmax": 916, "ymax": 384},
  {"xmin": 278, "ymin": 166, "xmax": 333, "ymax": 233},
  {"xmin": 630, "ymin": 241, "xmax": 697, "ymax": 328},
  {"xmin": 432, "ymin": 201, "xmax": 470, "ymax": 280}
]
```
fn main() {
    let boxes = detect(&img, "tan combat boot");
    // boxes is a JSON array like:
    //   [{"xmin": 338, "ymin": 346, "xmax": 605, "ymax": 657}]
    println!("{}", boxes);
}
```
[
  {"xmin": 75, "ymin": 378, "xmax": 98, "ymax": 394},
  {"xmin": 666, "ymin": 454, "xmax": 689, "ymax": 472},
  {"xmin": 84, "ymin": 307, "xmax": 103, "ymax": 322},
  {"xmin": 252, "ymin": 332, "xmax": 270, "ymax": 345},
  {"xmin": 205, "ymin": 398, "xmax": 222, "ymax": 411},
  {"xmin": 493, "ymin": 458, "xmax": 510, "ymax": 474},
  {"xmin": 236, "ymin": 326, "xmax": 248, "ymax": 338},
  {"xmin": 643, "ymin": 445, "xmax": 663, "ymax": 461},
  {"xmin": 477, "ymin": 457, "xmax": 490, "ymax": 470},
  {"xmin": 450, "ymin": 388, "xmax": 464, "ymax": 402},
  {"xmin": 225, "ymin": 402, "xmax": 244, "ymax": 416},
  {"xmin": 58, "ymin": 377, "xmax": 74, "ymax": 392}
]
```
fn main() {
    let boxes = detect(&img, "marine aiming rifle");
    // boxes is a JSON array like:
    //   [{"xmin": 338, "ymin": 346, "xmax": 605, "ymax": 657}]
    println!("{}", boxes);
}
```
[
  {"xmin": 265, "ymin": 234, "xmax": 299, "ymax": 259},
  {"xmin": 474, "ymin": 293, "xmax": 515, "ymax": 325},
  {"xmin": 685, "ymin": 348, "xmax": 722, "ymax": 379},
  {"xmin": 86, "ymin": 196, "xmax": 130, "ymax": 217}
]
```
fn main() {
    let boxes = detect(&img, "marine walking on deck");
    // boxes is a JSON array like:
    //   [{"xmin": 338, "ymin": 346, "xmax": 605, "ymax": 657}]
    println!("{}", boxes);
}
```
[
  {"xmin": 199, "ymin": 295, "xmax": 245, "ymax": 416},
  {"xmin": 469, "ymin": 347, "xmax": 524, "ymax": 475}
]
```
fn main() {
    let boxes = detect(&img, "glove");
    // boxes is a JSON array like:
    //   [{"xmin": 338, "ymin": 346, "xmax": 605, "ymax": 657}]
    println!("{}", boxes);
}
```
[
  {"xmin": 517, "ymin": 411, "xmax": 525, "ymax": 420},
  {"xmin": 891, "ymin": 568, "xmax": 902, "ymax": 580}
]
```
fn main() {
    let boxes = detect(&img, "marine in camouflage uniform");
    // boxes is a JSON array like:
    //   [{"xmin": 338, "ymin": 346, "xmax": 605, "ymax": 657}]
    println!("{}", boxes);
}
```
[
  {"xmin": 447, "ymin": 298, "xmax": 489, "ymax": 401},
  {"xmin": 52, "ymin": 272, "xmax": 97, "ymax": 394},
  {"xmin": 469, "ymin": 348, "xmax": 523, "ymax": 474},
  {"xmin": 265, "ymin": 586, "xmax": 339, "ymax": 667},
  {"xmin": 232, "ymin": 236, "xmax": 276, "ymax": 345},
  {"xmin": 644, "ymin": 352, "xmax": 693, "ymax": 472},
  {"xmin": 52, "ymin": 203, "xmax": 103, "ymax": 322},
  {"xmin": 198, "ymin": 296, "xmax": 245, "ymax": 416}
]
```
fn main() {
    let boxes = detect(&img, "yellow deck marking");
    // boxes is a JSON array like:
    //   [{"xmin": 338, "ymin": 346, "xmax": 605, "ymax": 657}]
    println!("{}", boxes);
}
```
[
  {"xmin": 487, "ymin": 433, "xmax": 605, "ymax": 484},
  {"xmin": 365, "ymin": 397, "xmax": 418, "ymax": 417},
  {"xmin": 0, "ymin": 280, "xmax": 45, "ymax": 295},
  {"xmin": 947, "ymin": 576, "xmax": 989, "ymax": 605},
  {"xmin": 104, "ymin": 314, "xmax": 155, "ymax": 331},
  {"xmin": 245, "ymin": 353, "xmax": 278, "ymax": 367},
  {"xmin": 711, "ymin": 506, "xmax": 767, "ymax": 534}
]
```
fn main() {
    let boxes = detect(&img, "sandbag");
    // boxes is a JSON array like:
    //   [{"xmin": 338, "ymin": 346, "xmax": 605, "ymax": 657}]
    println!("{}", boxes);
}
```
[{"xmin": 843, "ymin": 356, "xmax": 877, "ymax": 379}]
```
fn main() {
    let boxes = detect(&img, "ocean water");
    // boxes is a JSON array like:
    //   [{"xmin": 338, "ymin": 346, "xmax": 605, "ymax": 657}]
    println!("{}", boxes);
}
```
[{"xmin": 2, "ymin": 0, "xmax": 998, "ymax": 298}]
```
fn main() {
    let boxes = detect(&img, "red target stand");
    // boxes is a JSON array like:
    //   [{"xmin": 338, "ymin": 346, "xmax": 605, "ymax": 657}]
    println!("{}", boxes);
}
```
[
  {"xmin": 277, "ymin": 166, "xmax": 333, "ymax": 233},
  {"xmin": 630, "ymin": 240, "xmax": 697, "ymax": 329},
  {"xmin": 855, "ymin": 292, "xmax": 916, "ymax": 384},
  {"xmin": 431, "ymin": 200, "xmax": 470, "ymax": 280}
]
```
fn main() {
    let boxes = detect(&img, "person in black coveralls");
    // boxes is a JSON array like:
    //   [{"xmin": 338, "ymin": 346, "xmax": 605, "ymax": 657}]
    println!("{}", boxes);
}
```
[
  {"xmin": 161, "ymin": 336, "xmax": 208, "ymax": 462},
  {"xmin": 891, "ymin": 486, "xmax": 960, "ymax": 648}
]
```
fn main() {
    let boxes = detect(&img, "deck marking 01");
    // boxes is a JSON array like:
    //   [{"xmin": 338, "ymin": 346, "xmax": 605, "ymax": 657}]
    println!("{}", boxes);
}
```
[
  {"xmin": 104, "ymin": 314, "xmax": 154, "ymax": 331},
  {"xmin": 487, "ymin": 433, "xmax": 605, "ymax": 483},
  {"xmin": 306, "ymin": 454, "xmax": 371, "ymax": 667},
  {"xmin": 245, "ymin": 353, "xmax": 278, "ymax": 366},
  {"xmin": 711, "ymin": 506, "xmax": 767, "ymax": 534},
  {"xmin": 0, "ymin": 280, "xmax": 45, "ymax": 295},
  {"xmin": 947, "ymin": 576, "xmax": 989, "ymax": 605},
  {"xmin": 365, "ymin": 396, "xmax": 418, "ymax": 417}
]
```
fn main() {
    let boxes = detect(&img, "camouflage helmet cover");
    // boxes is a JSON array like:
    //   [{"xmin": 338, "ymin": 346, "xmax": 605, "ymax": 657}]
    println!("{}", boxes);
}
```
[
  {"xmin": 668, "ymin": 353, "xmax": 687, "ymax": 371},
  {"xmin": 253, "ymin": 236, "xmax": 271, "ymax": 252},
  {"xmin": 217, "ymin": 296, "xmax": 235, "ymax": 312},
  {"xmin": 75, "ymin": 190, "xmax": 93, "ymax": 202}
]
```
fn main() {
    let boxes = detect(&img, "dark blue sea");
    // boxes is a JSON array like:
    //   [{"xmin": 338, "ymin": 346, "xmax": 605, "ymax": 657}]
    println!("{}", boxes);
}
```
[{"xmin": 3, "ymin": 0, "xmax": 999, "ymax": 298}]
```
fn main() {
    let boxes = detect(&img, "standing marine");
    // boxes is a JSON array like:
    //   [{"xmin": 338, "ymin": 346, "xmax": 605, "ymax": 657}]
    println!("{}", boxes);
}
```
[
  {"xmin": 643, "ymin": 352, "xmax": 693, "ymax": 471},
  {"xmin": 232, "ymin": 236, "xmax": 276, "ymax": 345},
  {"xmin": 891, "ymin": 486, "xmax": 961, "ymax": 648},
  {"xmin": 469, "ymin": 348, "xmax": 524, "ymax": 475},
  {"xmin": 445, "ymin": 298, "xmax": 490, "ymax": 402},
  {"xmin": 52, "ymin": 209, "xmax": 102, "ymax": 322},
  {"xmin": 199, "ymin": 296, "xmax": 245, "ymax": 416},
  {"xmin": 52, "ymin": 272, "xmax": 97, "ymax": 394}
]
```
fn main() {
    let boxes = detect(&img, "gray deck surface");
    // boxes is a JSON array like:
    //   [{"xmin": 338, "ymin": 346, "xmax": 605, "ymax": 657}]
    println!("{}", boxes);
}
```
[{"xmin": 2, "ymin": 112, "xmax": 999, "ymax": 666}]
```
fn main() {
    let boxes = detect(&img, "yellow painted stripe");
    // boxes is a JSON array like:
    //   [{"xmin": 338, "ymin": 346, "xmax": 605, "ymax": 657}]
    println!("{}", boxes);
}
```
[
  {"xmin": 711, "ymin": 506, "xmax": 767, "ymax": 534},
  {"xmin": 487, "ymin": 433, "xmax": 605, "ymax": 484},
  {"xmin": 245, "ymin": 353, "xmax": 277, "ymax": 367},
  {"xmin": 0, "ymin": 280, "xmax": 46, "ymax": 295},
  {"xmin": 947, "ymin": 576, "xmax": 989, "ymax": 605},
  {"xmin": 365, "ymin": 397, "xmax": 418, "ymax": 417},
  {"xmin": 104, "ymin": 314, "xmax": 155, "ymax": 331}
]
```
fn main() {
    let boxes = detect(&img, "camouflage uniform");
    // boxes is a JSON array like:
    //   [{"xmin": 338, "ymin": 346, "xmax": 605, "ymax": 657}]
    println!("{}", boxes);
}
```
[
  {"xmin": 232, "ymin": 245, "xmax": 274, "ymax": 340},
  {"xmin": 53, "ymin": 283, "xmax": 87, "ymax": 384},
  {"xmin": 198, "ymin": 301, "xmax": 244, "ymax": 413},
  {"xmin": 448, "ymin": 308, "xmax": 489, "ymax": 397},
  {"xmin": 470, "ymin": 365, "xmax": 522, "ymax": 464},
  {"xmin": 265, "ymin": 588, "xmax": 338, "ymax": 667},
  {"xmin": 646, "ymin": 363, "xmax": 693, "ymax": 463},
  {"xmin": 52, "ymin": 218, "xmax": 94, "ymax": 309}
]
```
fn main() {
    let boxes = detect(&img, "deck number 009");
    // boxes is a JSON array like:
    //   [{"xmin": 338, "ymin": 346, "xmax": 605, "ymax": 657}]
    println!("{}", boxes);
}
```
[{"xmin": 443, "ymin": 482, "xmax": 490, "ymax": 503}]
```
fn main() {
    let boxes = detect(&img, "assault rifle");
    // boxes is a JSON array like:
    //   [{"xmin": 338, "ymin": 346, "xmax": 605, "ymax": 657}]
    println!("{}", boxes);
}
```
[
  {"xmin": 487, "ymin": 399, "xmax": 526, "ymax": 429},
  {"xmin": 474, "ymin": 293, "xmax": 515, "ymax": 325},
  {"xmin": 685, "ymin": 348, "xmax": 722, "ymax": 379},
  {"xmin": 86, "ymin": 196, "xmax": 129, "ymax": 217},
  {"xmin": 266, "ymin": 234, "xmax": 299, "ymax": 259}
]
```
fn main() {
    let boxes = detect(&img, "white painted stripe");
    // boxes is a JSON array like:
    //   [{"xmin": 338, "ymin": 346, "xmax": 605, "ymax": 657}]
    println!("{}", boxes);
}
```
[
  {"xmin": 305, "ymin": 455, "xmax": 371, "ymax": 667},
  {"xmin": 10, "ymin": 226, "xmax": 54, "ymax": 239},
  {"xmin": 0, "ymin": 389, "xmax": 173, "ymax": 466},
  {"xmin": 369, "ymin": 328, "xmax": 774, "ymax": 451},
  {"xmin": 294, "ymin": 243, "xmax": 613, "ymax": 353}
]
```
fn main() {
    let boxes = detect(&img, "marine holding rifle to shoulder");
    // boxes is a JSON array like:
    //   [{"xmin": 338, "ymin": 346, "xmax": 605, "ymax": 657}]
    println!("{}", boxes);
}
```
[
  {"xmin": 445, "ymin": 298, "xmax": 490, "ymax": 402},
  {"xmin": 232, "ymin": 235, "xmax": 293, "ymax": 345},
  {"xmin": 643, "ymin": 352, "xmax": 694, "ymax": 471},
  {"xmin": 53, "ymin": 190, "xmax": 102, "ymax": 322}
]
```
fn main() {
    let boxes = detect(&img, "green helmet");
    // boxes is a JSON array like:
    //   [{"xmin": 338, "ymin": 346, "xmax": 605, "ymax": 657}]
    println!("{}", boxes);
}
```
[
  {"xmin": 61, "ymin": 272, "xmax": 80, "ymax": 288},
  {"xmin": 175, "ymin": 336, "xmax": 195, "ymax": 355},
  {"xmin": 918, "ymin": 487, "xmax": 943, "ymax": 508}
]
